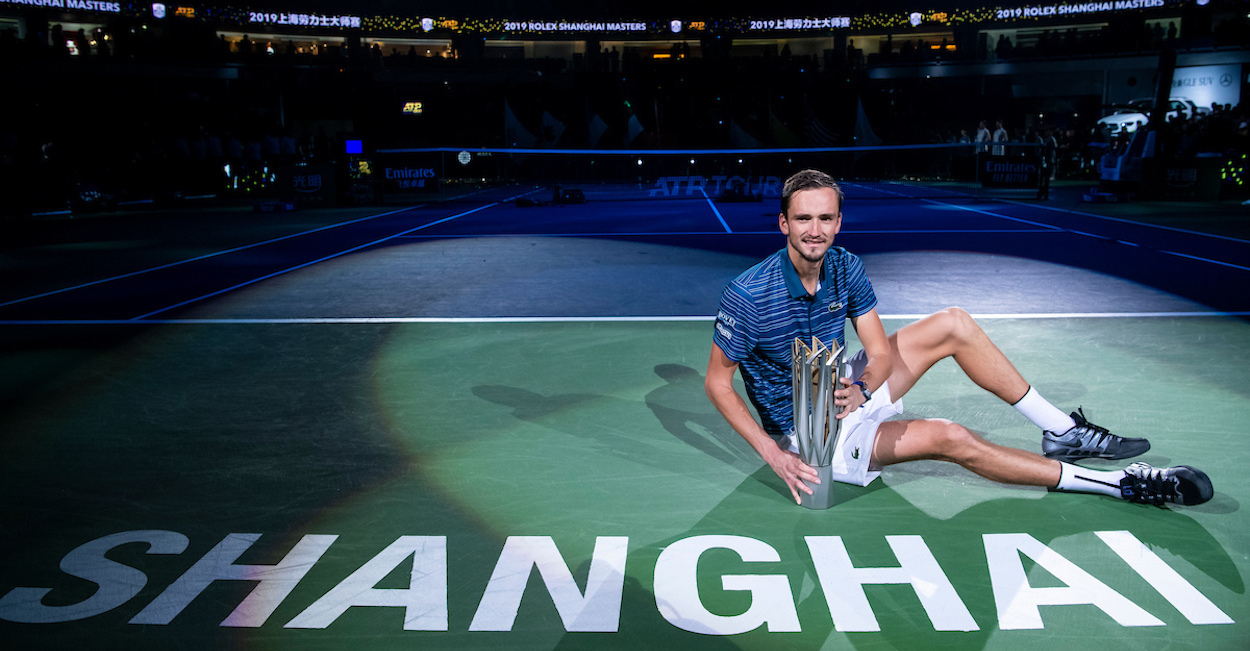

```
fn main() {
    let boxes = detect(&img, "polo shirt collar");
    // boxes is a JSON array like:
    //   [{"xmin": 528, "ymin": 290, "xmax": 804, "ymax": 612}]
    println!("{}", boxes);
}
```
[{"xmin": 781, "ymin": 249, "xmax": 824, "ymax": 300}]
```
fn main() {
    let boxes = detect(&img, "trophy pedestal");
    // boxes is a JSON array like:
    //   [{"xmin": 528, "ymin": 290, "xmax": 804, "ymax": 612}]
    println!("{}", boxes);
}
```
[{"xmin": 799, "ymin": 464, "xmax": 835, "ymax": 510}]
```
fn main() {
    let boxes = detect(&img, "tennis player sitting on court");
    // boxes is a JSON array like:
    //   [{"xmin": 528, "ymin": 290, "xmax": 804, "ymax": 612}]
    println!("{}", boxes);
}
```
[{"xmin": 705, "ymin": 169, "xmax": 1213, "ymax": 507}]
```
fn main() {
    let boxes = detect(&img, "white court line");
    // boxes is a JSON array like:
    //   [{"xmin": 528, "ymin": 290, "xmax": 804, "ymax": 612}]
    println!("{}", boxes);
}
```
[
  {"xmin": 3, "ymin": 311, "xmax": 1248, "ymax": 326},
  {"xmin": 920, "ymin": 196, "xmax": 1250, "ymax": 271},
  {"xmin": 131, "ymin": 201, "xmax": 505, "ymax": 320},
  {"xmin": 918, "ymin": 198, "xmax": 1064, "ymax": 230},
  {"xmin": 1059, "ymin": 228, "xmax": 1250, "ymax": 271},
  {"xmin": 699, "ymin": 187, "xmax": 733, "ymax": 233},
  {"xmin": 1159, "ymin": 249, "xmax": 1250, "ymax": 272},
  {"xmin": 0, "ymin": 203, "xmax": 427, "ymax": 308},
  {"xmin": 876, "ymin": 311, "xmax": 1250, "ymax": 319},
  {"xmin": 1001, "ymin": 197, "xmax": 1250, "ymax": 245},
  {"xmin": 392, "ymin": 229, "xmax": 1056, "ymax": 238}
]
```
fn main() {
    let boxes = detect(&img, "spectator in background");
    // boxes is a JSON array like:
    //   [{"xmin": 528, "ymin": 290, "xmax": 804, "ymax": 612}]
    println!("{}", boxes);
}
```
[
  {"xmin": 205, "ymin": 128, "xmax": 223, "ymax": 160},
  {"xmin": 75, "ymin": 29, "xmax": 90, "ymax": 57},
  {"xmin": 51, "ymin": 24, "xmax": 66, "ymax": 58},
  {"xmin": 976, "ymin": 120, "xmax": 991, "ymax": 152},
  {"xmin": 1037, "ymin": 129, "xmax": 1056, "ymax": 200},
  {"xmin": 992, "ymin": 119, "xmax": 1008, "ymax": 156},
  {"xmin": 994, "ymin": 35, "xmax": 1013, "ymax": 60},
  {"xmin": 261, "ymin": 130, "xmax": 280, "ymax": 159},
  {"xmin": 280, "ymin": 128, "xmax": 297, "ymax": 161}
]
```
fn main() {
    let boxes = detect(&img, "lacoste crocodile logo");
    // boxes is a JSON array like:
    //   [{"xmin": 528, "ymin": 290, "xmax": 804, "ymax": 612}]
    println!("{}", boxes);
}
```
[{"xmin": 852, "ymin": 446, "xmax": 860, "ymax": 460}]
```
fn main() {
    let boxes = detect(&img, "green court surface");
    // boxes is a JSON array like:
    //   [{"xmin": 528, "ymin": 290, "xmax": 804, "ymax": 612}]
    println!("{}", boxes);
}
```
[{"xmin": 1, "ymin": 315, "xmax": 1247, "ymax": 649}]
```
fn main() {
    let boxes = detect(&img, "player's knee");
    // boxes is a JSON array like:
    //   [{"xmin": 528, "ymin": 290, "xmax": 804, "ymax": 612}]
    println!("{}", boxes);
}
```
[
  {"xmin": 928, "ymin": 419, "xmax": 981, "ymax": 460},
  {"xmin": 936, "ymin": 306, "xmax": 979, "ymax": 344}
]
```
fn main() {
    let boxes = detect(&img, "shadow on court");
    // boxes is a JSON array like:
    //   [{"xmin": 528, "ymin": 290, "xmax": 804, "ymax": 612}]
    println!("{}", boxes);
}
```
[
  {"xmin": 471, "ymin": 364, "xmax": 761, "ymax": 477},
  {"xmin": 643, "ymin": 364, "xmax": 761, "ymax": 474}
]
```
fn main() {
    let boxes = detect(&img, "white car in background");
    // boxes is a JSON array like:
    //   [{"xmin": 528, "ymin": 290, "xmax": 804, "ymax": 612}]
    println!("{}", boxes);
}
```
[{"xmin": 1097, "ymin": 97, "xmax": 1210, "ymax": 133}]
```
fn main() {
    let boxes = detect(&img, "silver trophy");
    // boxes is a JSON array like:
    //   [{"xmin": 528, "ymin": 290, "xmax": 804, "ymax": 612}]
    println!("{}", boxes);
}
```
[{"xmin": 792, "ymin": 337, "xmax": 844, "ymax": 509}]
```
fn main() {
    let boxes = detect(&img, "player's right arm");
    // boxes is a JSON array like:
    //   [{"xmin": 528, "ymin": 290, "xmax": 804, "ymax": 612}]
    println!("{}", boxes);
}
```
[{"xmin": 705, "ymin": 342, "xmax": 819, "ymax": 505}]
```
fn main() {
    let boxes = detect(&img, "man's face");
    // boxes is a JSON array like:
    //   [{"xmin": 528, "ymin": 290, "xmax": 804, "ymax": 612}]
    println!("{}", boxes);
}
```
[{"xmin": 780, "ymin": 187, "xmax": 842, "ymax": 264}]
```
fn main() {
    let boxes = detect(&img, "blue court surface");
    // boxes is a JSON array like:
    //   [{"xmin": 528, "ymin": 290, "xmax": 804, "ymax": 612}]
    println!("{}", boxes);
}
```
[{"xmin": 1, "ymin": 181, "xmax": 1248, "ymax": 649}]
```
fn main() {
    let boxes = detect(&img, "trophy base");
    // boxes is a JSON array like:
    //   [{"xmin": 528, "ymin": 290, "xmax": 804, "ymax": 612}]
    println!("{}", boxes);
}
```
[{"xmin": 799, "ymin": 464, "xmax": 835, "ymax": 510}]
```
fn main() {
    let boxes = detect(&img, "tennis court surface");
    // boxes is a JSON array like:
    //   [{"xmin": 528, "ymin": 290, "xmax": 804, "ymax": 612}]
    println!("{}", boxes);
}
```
[{"xmin": 1, "ymin": 179, "xmax": 1248, "ymax": 649}]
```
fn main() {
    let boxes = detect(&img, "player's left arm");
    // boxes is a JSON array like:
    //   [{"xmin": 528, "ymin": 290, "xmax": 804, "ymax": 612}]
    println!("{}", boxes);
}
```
[{"xmin": 836, "ymin": 308, "xmax": 893, "ymax": 416}]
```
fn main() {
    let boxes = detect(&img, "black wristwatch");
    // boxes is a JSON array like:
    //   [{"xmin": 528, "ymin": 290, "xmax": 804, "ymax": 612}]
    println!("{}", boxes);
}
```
[{"xmin": 853, "ymin": 381, "xmax": 872, "ymax": 402}]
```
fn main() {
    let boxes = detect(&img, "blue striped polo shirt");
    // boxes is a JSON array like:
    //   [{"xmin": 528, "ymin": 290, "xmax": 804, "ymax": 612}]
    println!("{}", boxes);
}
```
[{"xmin": 713, "ymin": 246, "xmax": 877, "ymax": 437}]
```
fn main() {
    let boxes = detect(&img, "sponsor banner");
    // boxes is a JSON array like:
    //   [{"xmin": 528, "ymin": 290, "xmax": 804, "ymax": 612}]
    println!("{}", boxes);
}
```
[
  {"xmin": 0, "ymin": 0, "xmax": 120, "ymax": 12},
  {"xmin": 279, "ymin": 164, "xmax": 337, "ymax": 204},
  {"xmin": 1172, "ymin": 64, "xmax": 1243, "ymax": 113},
  {"xmin": 378, "ymin": 155, "xmax": 441, "ymax": 193},
  {"xmin": 746, "ymin": 17, "xmax": 851, "ymax": 30},
  {"xmin": 248, "ymin": 11, "xmax": 361, "ymax": 28},
  {"xmin": 1142, "ymin": 157, "xmax": 1222, "ymax": 201},
  {"xmin": 502, "ymin": 20, "xmax": 648, "ymax": 33},
  {"xmin": 0, "ymin": 1, "xmax": 1187, "ymax": 29},
  {"xmin": 980, "ymin": 154, "xmax": 1039, "ymax": 188},
  {"xmin": 996, "ymin": 0, "xmax": 1167, "ymax": 20}
]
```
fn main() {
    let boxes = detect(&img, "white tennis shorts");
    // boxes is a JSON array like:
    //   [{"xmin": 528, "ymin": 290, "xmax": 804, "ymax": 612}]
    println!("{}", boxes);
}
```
[{"xmin": 780, "ymin": 347, "xmax": 904, "ymax": 487}]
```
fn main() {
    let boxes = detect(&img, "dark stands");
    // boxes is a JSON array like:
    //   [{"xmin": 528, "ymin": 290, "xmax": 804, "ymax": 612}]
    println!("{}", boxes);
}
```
[{"xmin": 1, "ymin": 8, "xmax": 1248, "ymax": 218}]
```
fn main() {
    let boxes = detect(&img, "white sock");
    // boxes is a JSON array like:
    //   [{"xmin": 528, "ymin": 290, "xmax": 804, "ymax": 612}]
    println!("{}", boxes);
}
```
[
  {"xmin": 1013, "ymin": 386, "xmax": 1076, "ymax": 434},
  {"xmin": 1056, "ymin": 462, "xmax": 1125, "ymax": 498}
]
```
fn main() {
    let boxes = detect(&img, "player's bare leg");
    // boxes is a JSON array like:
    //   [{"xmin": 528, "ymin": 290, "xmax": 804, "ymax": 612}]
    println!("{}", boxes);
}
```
[
  {"xmin": 880, "ymin": 307, "xmax": 1151, "ymax": 462},
  {"xmin": 872, "ymin": 419, "xmax": 1061, "ymax": 486},
  {"xmin": 883, "ymin": 307, "xmax": 1029, "ymax": 403},
  {"xmin": 870, "ymin": 418, "xmax": 1213, "ymax": 506}
]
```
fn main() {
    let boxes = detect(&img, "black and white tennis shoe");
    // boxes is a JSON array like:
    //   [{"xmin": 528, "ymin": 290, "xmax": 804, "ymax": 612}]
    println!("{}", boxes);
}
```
[
  {"xmin": 1042, "ymin": 408, "xmax": 1150, "ymax": 461},
  {"xmin": 1120, "ymin": 462, "xmax": 1214, "ymax": 506}
]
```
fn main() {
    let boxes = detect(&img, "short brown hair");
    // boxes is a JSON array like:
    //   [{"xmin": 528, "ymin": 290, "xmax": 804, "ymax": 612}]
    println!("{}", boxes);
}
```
[{"xmin": 780, "ymin": 169, "xmax": 844, "ymax": 216}]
